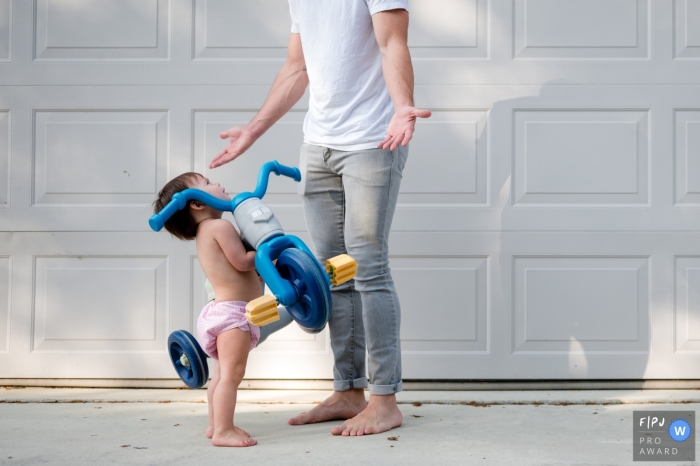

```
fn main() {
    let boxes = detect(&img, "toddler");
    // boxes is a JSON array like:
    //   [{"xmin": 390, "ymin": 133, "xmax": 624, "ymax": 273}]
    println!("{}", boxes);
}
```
[{"xmin": 154, "ymin": 172, "xmax": 261, "ymax": 447}]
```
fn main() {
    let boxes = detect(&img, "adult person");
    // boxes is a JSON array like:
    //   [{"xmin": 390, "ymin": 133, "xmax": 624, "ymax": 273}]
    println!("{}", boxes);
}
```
[{"xmin": 209, "ymin": 0, "xmax": 431, "ymax": 436}]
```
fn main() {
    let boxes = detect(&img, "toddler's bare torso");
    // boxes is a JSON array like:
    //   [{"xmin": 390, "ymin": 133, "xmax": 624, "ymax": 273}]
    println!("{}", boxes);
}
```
[{"xmin": 195, "ymin": 221, "xmax": 262, "ymax": 303}]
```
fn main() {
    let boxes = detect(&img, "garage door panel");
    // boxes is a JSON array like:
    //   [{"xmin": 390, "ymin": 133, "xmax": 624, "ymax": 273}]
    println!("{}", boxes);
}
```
[
  {"xmin": 674, "ymin": 256, "xmax": 700, "ymax": 353},
  {"xmin": 513, "ymin": 109, "xmax": 649, "ymax": 205},
  {"xmin": 514, "ymin": 0, "xmax": 648, "ymax": 60},
  {"xmin": 512, "ymin": 256, "xmax": 649, "ymax": 354},
  {"xmin": 32, "ymin": 256, "xmax": 167, "ymax": 353},
  {"xmin": 0, "ymin": 256, "xmax": 8, "ymax": 354},
  {"xmin": 675, "ymin": 0, "xmax": 700, "ymax": 59},
  {"xmin": 0, "ymin": 0, "xmax": 9, "ymax": 62},
  {"xmin": 394, "ymin": 256, "xmax": 488, "ymax": 353},
  {"xmin": 35, "ymin": 0, "xmax": 169, "ymax": 61},
  {"xmin": 408, "ymin": 0, "xmax": 488, "ymax": 60},
  {"xmin": 33, "ymin": 110, "xmax": 168, "ymax": 206},
  {"xmin": 193, "ymin": 0, "xmax": 289, "ymax": 60},
  {"xmin": 401, "ymin": 109, "xmax": 488, "ymax": 205},
  {"xmin": 0, "ymin": 109, "xmax": 7, "ymax": 208},
  {"xmin": 1, "ymin": 232, "xmax": 190, "ymax": 378},
  {"xmin": 674, "ymin": 110, "xmax": 700, "ymax": 204}
]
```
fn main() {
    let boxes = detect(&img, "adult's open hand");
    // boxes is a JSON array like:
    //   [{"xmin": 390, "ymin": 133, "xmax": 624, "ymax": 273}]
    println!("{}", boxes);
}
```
[
  {"xmin": 209, "ymin": 125, "xmax": 257, "ymax": 169},
  {"xmin": 378, "ymin": 105, "xmax": 432, "ymax": 151}
]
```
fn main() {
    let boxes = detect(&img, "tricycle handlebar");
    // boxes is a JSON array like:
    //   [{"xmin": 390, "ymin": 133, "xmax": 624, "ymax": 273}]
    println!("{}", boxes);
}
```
[{"xmin": 148, "ymin": 161, "xmax": 301, "ymax": 232}]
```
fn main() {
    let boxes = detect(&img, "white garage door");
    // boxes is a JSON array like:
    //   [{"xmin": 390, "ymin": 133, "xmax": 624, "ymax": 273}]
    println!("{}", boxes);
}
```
[{"xmin": 1, "ymin": 0, "xmax": 700, "ymax": 382}]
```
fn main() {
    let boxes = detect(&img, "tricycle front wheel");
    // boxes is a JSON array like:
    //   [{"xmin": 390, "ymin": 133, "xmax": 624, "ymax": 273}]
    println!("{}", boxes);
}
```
[{"xmin": 276, "ymin": 248, "xmax": 332, "ymax": 333}]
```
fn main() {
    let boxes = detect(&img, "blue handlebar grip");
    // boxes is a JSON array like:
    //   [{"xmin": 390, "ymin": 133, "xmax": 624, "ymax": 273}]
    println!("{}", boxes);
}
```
[
  {"xmin": 231, "ymin": 160, "xmax": 302, "ymax": 208},
  {"xmin": 250, "ymin": 161, "xmax": 302, "ymax": 200},
  {"xmin": 149, "ymin": 191, "xmax": 188, "ymax": 231},
  {"xmin": 149, "ymin": 214, "xmax": 165, "ymax": 231},
  {"xmin": 272, "ymin": 161, "xmax": 302, "ymax": 182}
]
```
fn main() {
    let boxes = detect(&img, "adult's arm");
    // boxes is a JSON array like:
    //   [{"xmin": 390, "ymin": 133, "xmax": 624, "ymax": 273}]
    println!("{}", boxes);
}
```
[
  {"xmin": 372, "ymin": 9, "xmax": 431, "ymax": 151},
  {"xmin": 210, "ymin": 33, "xmax": 309, "ymax": 169}
]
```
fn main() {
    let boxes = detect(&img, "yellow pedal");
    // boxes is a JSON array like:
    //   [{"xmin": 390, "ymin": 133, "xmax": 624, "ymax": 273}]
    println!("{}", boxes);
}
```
[
  {"xmin": 326, "ymin": 254, "xmax": 358, "ymax": 286},
  {"xmin": 245, "ymin": 295, "xmax": 280, "ymax": 327}
]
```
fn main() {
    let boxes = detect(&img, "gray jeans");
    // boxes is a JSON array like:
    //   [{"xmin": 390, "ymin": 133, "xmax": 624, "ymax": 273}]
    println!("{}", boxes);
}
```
[{"xmin": 298, "ymin": 143, "xmax": 408, "ymax": 395}]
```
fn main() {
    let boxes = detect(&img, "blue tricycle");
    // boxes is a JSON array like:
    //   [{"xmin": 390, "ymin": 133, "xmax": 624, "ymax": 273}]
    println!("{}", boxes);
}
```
[{"xmin": 149, "ymin": 161, "xmax": 357, "ymax": 388}]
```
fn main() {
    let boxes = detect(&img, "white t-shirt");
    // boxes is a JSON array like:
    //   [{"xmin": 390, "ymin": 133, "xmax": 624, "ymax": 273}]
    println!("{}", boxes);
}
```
[{"xmin": 288, "ymin": 0, "xmax": 409, "ymax": 151}]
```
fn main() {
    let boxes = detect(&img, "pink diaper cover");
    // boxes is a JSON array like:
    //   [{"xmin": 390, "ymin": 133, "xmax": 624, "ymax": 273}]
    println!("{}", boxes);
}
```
[{"xmin": 196, "ymin": 300, "xmax": 260, "ymax": 360}]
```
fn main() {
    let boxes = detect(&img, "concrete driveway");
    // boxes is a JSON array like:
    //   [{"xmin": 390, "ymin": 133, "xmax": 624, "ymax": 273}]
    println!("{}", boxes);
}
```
[{"xmin": 0, "ymin": 388, "xmax": 698, "ymax": 465}]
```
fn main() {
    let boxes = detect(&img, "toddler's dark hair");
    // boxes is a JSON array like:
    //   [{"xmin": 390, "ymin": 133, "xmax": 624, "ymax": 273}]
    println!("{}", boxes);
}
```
[{"xmin": 153, "ymin": 172, "xmax": 201, "ymax": 241}]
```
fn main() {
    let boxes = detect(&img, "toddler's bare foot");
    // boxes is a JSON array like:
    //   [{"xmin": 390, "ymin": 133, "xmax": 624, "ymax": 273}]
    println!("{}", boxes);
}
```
[
  {"xmin": 207, "ymin": 426, "xmax": 249, "ymax": 439},
  {"xmin": 288, "ymin": 389, "xmax": 367, "ymax": 425},
  {"xmin": 212, "ymin": 429, "xmax": 257, "ymax": 447},
  {"xmin": 331, "ymin": 395, "xmax": 402, "ymax": 436}
]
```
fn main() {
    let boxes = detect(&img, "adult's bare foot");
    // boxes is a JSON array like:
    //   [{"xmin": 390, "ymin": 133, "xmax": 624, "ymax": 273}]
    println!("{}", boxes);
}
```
[
  {"xmin": 330, "ymin": 394, "xmax": 402, "ymax": 436},
  {"xmin": 211, "ymin": 429, "xmax": 257, "ymax": 447},
  {"xmin": 288, "ymin": 389, "xmax": 367, "ymax": 425},
  {"xmin": 207, "ymin": 426, "xmax": 249, "ymax": 439}
]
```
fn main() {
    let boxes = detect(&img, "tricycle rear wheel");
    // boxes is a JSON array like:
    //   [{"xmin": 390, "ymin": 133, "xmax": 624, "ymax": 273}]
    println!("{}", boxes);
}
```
[{"xmin": 167, "ymin": 330, "xmax": 209, "ymax": 389}]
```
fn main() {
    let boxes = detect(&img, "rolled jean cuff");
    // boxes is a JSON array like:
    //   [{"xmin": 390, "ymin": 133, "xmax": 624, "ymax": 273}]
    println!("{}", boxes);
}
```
[
  {"xmin": 369, "ymin": 381, "xmax": 403, "ymax": 395},
  {"xmin": 333, "ymin": 377, "xmax": 369, "ymax": 392}
]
